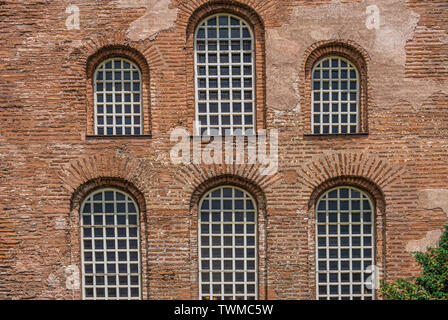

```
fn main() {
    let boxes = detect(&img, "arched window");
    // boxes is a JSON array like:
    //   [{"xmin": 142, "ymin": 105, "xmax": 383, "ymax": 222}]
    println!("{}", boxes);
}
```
[
  {"xmin": 194, "ymin": 14, "xmax": 255, "ymax": 136},
  {"xmin": 94, "ymin": 58, "xmax": 142, "ymax": 136},
  {"xmin": 311, "ymin": 57, "xmax": 359, "ymax": 135},
  {"xmin": 80, "ymin": 188, "xmax": 141, "ymax": 300},
  {"xmin": 198, "ymin": 186, "xmax": 257, "ymax": 300},
  {"xmin": 315, "ymin": 186, "xmax": 375, "ymax": 300}
]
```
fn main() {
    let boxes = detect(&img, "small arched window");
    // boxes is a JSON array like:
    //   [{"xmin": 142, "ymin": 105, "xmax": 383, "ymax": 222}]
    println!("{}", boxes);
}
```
[
  {"xmin": 198, "ymin": 186, "xmax": 257, "ymax": 300},
  {"xmin": 194, "ymin": 14, "xmax": 255, "ymax": 136},
  {"xmin": 311, "ymin": 57, "xmax": 359, "ymax": 135},
  {"xmin": 315, "ymin": 186, "xmax": 375, "ymax": 300},
  {"xmin": 80, "ymin": 188, "xmax": 141, "ymax": 300},
  {"xmin": 94, "ymin": 58, "xmax": 142, "ymax": 136}
]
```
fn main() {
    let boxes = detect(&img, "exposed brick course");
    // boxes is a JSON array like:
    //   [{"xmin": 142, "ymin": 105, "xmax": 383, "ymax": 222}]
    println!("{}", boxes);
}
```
[{"xmin": 0, "ymin": 0, "xmax": 448, "ymax": 300}]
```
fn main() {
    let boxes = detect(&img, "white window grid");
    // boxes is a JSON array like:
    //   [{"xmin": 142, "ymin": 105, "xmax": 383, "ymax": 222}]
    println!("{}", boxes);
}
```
[
  {"xmin": 194, "ymin": 14, "xmax": 256, "ymax": 136},
  {"xmin": 80, "ymin": 189, "xmax": 141, "ymax": 300},
  {"xmin": 94, "ymin": 58, "xmax": 143, "ymax": 136},
  {"xmin": 311, "ymin": 56, "xmax": 360, "ymax": 134},
  {"xmin": 198, "ymin": 186, "xmax": 258, "ymax": 300},
  {"xmin": 315, "ymin": 187, "xmax": 375, "ymax": 300}
]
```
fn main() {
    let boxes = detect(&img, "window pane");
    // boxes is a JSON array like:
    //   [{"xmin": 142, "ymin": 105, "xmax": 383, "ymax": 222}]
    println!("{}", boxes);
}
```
[
  {"xmin": 195, "ymin": 14, "xmax": 255, "ymax": 136},
  {"xmin": 315, "ymin": 187, "xmax": 374, "ymax": 300},
  {"xmin": 81, "ymin": 189, "xmax": 141, "ymax": 300},
  {"xmin": 199, "ymin": 186, "xmax": 257, "ymax": 300},
  {"xmin": 311, "ymin": 57, "xmax": 359, "ymax": 134},
  {"xmin": 94, "ymin": 58, "xmax": 143, "ymax": 135}
]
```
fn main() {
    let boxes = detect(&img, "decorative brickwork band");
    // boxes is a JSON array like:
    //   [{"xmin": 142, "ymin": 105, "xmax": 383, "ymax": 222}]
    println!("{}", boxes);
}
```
[
  {"xmin": 172, "ymin": 163, "xmax": 282, "ymax": 211},
  {"xmin": 58, "ymin": 151, "xmax": 156, "ymax": 211},
  {"xmin": 300, "ymin": 151, "xmax": 405, "ymax": 208}
]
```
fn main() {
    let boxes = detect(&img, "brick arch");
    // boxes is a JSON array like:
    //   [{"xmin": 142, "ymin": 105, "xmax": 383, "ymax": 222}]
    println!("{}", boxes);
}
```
[
  {"xmin": 301, "ymin": 40, "xmax": 371, "ymax": 134},
  {"xmin": 172, "ymin": 162, "xmax": 282, "ymax": 212},
  {"xmin": 303, "ymin": 40, "xmax": 370, "ymax": 78},
  {"xmin": 190, "ymin": 174, "xmax": 267, "ymax": 212},
  {"xmin": 86, "ymin": 45, "xmax": 150, "ymax": 81},
  {"xmin": 67, "ymin": 31, "xmax": 158, "ymax": 79},
  {"xmin": 70, "ymin": 177, "xmax": 147, "ymax": 214},
  {"xmin": 58, "ymin": 152, "xmax": 157, "ymax": 207},
  {"xmin": 185, "ymin": 1, "xmax": 265, "ymax": 39},
  {"xmin": 299, "ymin": 152, "xmax": 405, "ymax": 205},
  {"xmin": 308, "ymin": 175, "xmax": 385, "ymax": 213},
  {"xmin": 84, "ymin": 42, "xmax": 151, "ymax": 136},
  {"xmin": 65, "ymin": 32, "xmax": 167, "ymax": 136}
]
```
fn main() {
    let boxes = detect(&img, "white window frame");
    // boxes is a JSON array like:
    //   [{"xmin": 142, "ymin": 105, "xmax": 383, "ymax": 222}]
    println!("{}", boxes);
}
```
[
  {"xmin": 315, "ymin": 186, "xmax": 375, "ymax": 300},
  {"xmin": 94, "ymin": 57, "xmax": 143, "ymax": 136},
  {"xmin": 311, "ymin": 56, "xmax": 360, "ymax": 135},
  {"xmin": 194, "ymin": 13, "xmax": 256, "ymax": 136},
  {"xmin": 198, "ymin": 185, "xmax": 258, "ymax": 300},
  {"xmin": 80, "ymin": 188, "xmax": 142, "ymax": 300}
]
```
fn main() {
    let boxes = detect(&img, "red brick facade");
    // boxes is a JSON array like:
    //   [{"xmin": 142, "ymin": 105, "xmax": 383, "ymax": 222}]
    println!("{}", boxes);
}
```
[{"xmin": 1, "ymin": 0, "xmax": 448, "ymax": 299}]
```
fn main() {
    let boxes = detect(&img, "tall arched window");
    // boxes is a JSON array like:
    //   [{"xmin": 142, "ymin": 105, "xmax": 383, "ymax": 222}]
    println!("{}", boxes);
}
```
[
  {"xmin": 315, "ymin": 186, "xmax": 375, "ymax": 300},
  {"xmin": 94, "ymin": 58, "xmax": 143, "ymax": 136},
  {"xmin": 194, "ymin": 14, "xmax": 255, "ymax": 136},
  {"xmin": 311, "ymin": 57, "xmax": 359, "ymax": 135},
  {"xmin": 198, "ymin": 186, "xmax": 257, "ymax": 300},
  {"xmin": 80, "ymin": 188, "xmax": 141, "ymax": 300}
]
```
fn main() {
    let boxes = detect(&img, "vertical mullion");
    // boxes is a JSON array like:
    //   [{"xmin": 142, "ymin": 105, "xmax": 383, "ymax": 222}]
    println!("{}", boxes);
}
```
[
  {"xmin": 239, "ymin": 22, "xmax": 244, "ymax": 133},
  {"xmin": 325, "ymin": 196, "xmax": 329, "ymax": 300},
  {"xmin": 320, "ymin": 68, "xmax": 323, "ymax": 134},
  {"xmin": 329, "ymin": 59, "xmax": 333, "ymax": 134},
  {"xmin": 356, "ymin": 68, "xmax": 360, "ymax": 133},
  {"xmin": 216, "ymin": 21, "xmax": 222, "ymax": 135},
  {"xmin": 110, "ymin": 60, "xmax": 116, "ymax": 136},
  {"xmin": 119, "ymin": 63, "xmax": 124, "ymax": 135},
  {"xmin": 94, "ymin": 69, "xmax": 99, "ymax": 135},
  {"xmin": 205, "ymin": 24, "xmax": 210, "ymax": 136},
  {"xmin": 130, "ymin": 65, "xmax": 135, "ymax": 135},
  {"xmin": 249, "ymin": 23, "xmax": 255, "ymax": 135},
  {"xmin": 360, "ymin": 192, "xmax": 365, "ymax": 300},
  {"xmin": 125, "ymin": 195, "xmax": 130, "ymax": 299},
  {"xmin": 114, "ymin": 191, "xmax": 119, "ymax": 299},
  {"xmin": 228, "ymin": 20, "xmax": 234, "ymax": 136},
  {"xmin": 349, "ymin": 190, "xmax": 353, "ymax": 300},
  {"xmin": 338, "ymin": 190, "xmax": 341, "ymax": 300},
  {"xmin": 102, "ymin": 191, "xmax": 108, "ymax": 300},
  {"xmin": 338, "ymin": 59, "xmax": 342, "ymax": 134}
]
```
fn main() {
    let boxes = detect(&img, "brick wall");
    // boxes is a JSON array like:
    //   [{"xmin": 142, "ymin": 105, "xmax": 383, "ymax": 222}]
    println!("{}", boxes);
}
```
[{"xmin": 0, "ymin": 0, "xmax": 447, "ymax": 299}]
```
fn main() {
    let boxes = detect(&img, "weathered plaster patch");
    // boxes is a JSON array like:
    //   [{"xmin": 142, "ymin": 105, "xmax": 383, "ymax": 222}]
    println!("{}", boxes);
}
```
[
  {"xmin": 114, "ymin": 0, "xmax": 178, "ymax": 41},
  {"xmin": 406, "ymin": 229, "xmax": 443, "ymax": 253},
  {"xmin": 419, "ymin": 189, "xmax": 448, "ymax": 215},
  {"xmin": 265, "ymin": 0, "xmax": 420, "ymax": 111}
]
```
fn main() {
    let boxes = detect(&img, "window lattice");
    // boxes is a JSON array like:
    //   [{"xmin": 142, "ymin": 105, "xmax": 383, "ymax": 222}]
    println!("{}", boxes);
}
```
[
  {"xmin": 199, "ymin": 186, "xmax": 258, "ymax": 300},
  {"xmin": 311, "ymin": 57, "xmax": 359, "ymax": 134},
  {"xmin": 195, "ymin": 14, "xmax": 255, "ymax": 136},
  {"xmin": 94, "ymin": 58, "xmax": 142, "ymax": 136},
  {"xmin": 316, "ymin": 187, "xmax": 375, "ymax": 300},
  {"xmin": 81, "ymin": 189, "xmax": 141, "ymax": 300}
]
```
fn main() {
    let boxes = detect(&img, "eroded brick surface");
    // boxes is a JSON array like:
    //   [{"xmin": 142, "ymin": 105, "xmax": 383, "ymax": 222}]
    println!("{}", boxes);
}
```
[{"xmin": 0, "ymin": 0, "xmax": 448, "ymax": 299}]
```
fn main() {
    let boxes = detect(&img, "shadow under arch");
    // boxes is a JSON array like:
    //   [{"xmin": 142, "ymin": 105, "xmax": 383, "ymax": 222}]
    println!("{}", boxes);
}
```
[
  {"xmin": 189, "ymin": 174, "xmax": 267, "ymax": 213},
  {"xmin": 186, "ymin": 0, "xmax": 265, "ymax": 40},
  {"xmin": 308, "ymin": 175, "xmax": 386, "ymax": 213},
  {"xmin": 70, "ymin": 176, "xmax": 147, "ymax": 215}
]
